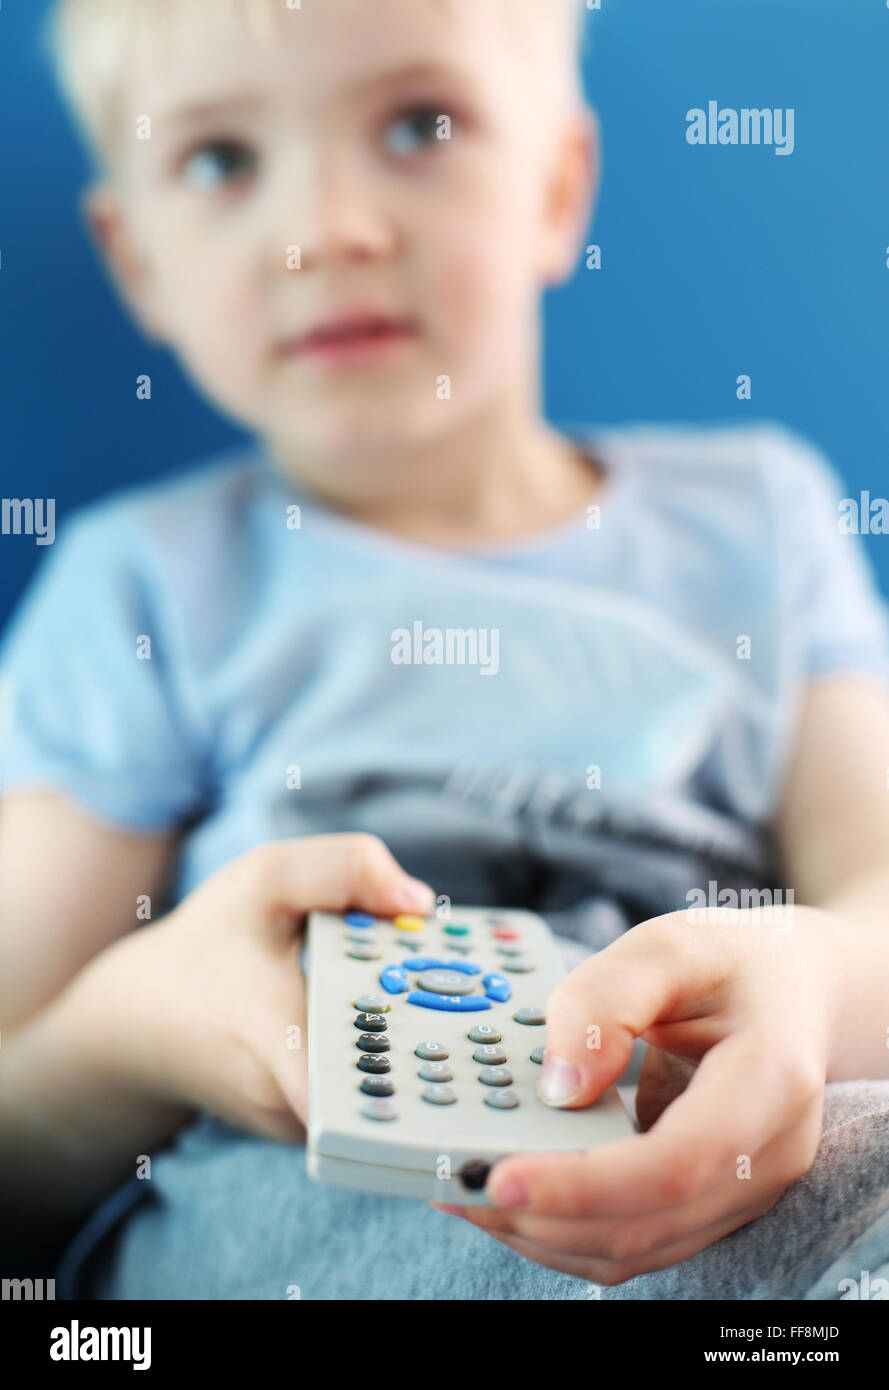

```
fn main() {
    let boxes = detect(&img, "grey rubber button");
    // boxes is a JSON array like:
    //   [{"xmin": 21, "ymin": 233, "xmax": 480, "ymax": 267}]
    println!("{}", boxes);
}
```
[
  {"xmin": 513, "ymin": 1006, "xmax": 546, "ymax": 1026},
  {"xmin": 353, "ymin": 994, "xmax": 390, "ymax": 1014},
  {"xmin": 360, "ymin": 1075, "xmax": 394, "ymax": 1097},
  {"xmin": 422, "ymin": 1085, "xmax": 457, "ymax": 1105},
  {"xmin": 468, "ymin": 1024, "xmax": 501, "ymax": 1043},
  {"xmin": 415, "ymin": 1042, "xmax": 449, "ymax": 1061},
  {"xmin": 503, "ymin": 957, "xmax": 534, "ymax": 972},
  {"xmin": 398, "ymin": 936, "xmax": 428, "ymax": 951},
  {"xmin": 347, "ymin": 942, "xmax": 381, "ymax": 961},
  {"xmin": 478, "ymin": 1067, "xmax": 513, "ymax": 1087},
  {"xmin": 485, "ymin": 1089, "xmax": 520, "ymax": 1109},
  {"xmin": 362, "ymin": 1099, "xmax": 397, "ymax": 1121},
  {"xmin": 473, "ymin": 1045, "xmax": 507, "ymax": 1065},
  {"xmin": 418, "ymin": 1061, "xmax": 454, "ymax": 1082},
  {"xmin": 446, "ymin": 942, "xmax": 472, "ymax": 955},
  {"xmin": 530, "ymin": 1046, "xmax": 546, "ymax": 1065},
  {"xmin": 416, "ymin": 969, "xmax": 476, "ymax": 996}
]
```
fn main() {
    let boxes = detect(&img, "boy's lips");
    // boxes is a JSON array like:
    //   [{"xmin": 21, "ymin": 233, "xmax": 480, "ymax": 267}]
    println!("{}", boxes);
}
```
[{"xmin": 280, "ymin": 310, "xmax": 419, "ymax": 364}]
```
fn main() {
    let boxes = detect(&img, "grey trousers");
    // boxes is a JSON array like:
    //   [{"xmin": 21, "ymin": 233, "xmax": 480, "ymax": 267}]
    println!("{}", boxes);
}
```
[{"xmin": 65, "ymin": 1062, "xmax": 889, "ymax": 1301}]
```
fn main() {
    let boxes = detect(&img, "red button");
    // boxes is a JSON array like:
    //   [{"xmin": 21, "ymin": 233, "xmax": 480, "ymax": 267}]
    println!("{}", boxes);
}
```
[{"xmin": 492, "ymin": 926, "xmax": 520, "ymax": 940}]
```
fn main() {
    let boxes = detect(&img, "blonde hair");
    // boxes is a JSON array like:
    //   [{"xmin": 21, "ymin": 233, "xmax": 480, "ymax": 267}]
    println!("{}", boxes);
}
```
[{"xmin": 42, "ymin": 0, "xmax": 590, "ymax": 175}]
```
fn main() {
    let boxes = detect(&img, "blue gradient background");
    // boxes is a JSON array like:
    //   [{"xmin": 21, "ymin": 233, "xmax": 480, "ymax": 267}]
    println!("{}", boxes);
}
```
[{"xmin": 1, "ymin": 0, "xmax": 887, "ymax": 625}]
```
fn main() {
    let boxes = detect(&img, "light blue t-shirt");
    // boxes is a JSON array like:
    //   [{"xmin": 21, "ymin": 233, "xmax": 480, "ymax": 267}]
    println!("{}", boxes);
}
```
[{"xmin": 2, "ymin": 420, "xmax": 888, "ymax": 950}]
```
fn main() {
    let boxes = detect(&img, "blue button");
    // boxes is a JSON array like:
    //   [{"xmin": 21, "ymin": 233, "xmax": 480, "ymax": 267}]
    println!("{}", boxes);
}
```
[
  {"xmin": 483, "ymin": 972, "xmax": 511, "ymax": 1003},
  {"xmin": 345, "ymin": 912, "xmax": 376, "ymax": 928},
  {"xmin": 407, "ymin": 991, "xmax": 493, "ymax": 1012},
  {"xmin": 380, "ymin": 965, "xmax": 409, "ymax": 994},
  {"xmin": 443, "ymin": 959, "xmax": 482, "ymax": 976},
  {"xmin": 401, "ymin": 957, "xmax": 482, "ymax": 976}
]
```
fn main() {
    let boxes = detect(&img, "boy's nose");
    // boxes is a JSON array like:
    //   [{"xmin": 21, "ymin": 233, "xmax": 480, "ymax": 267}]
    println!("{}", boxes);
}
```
[{"xmin": 273, "ymin": 151, "xmax": 396, "ymax": 271}]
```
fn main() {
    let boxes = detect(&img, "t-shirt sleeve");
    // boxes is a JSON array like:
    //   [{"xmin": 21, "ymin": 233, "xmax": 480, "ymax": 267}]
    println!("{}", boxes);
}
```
[
  {"xmin": 762, "ymin": 425, "xmax": 889, "ymax": 685},
  {"xmin": 0, "ymin": 508, "xmax": 210, "ymax": 830}
]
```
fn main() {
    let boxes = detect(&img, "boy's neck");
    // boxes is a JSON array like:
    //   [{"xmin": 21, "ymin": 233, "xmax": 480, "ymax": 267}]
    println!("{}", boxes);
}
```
[{"xmin": 265, "ymin": 407, "xmax": 602, "ymax": 549}]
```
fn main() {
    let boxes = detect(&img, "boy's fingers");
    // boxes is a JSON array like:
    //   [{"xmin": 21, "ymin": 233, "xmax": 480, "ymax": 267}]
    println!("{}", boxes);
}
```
[
  {"xmin": 489, "ymin": 1028, "xmax": 816, "ymax": 1219},
  {"xmin": 229, "ymin": 833, "xmax": 435, "ymax": 924},
  {"xmin": 538, "ymin": 915, "xmax": 705, "ymax": 1107}
]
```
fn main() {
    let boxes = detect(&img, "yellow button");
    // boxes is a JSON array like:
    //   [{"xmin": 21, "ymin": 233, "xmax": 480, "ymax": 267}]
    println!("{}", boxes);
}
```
[{"xmin": 393, "ymin": 914, "xmax": 425, "ymax": 931}]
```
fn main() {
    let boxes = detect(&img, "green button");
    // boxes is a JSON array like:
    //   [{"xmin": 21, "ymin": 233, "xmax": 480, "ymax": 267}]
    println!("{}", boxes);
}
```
[{"xmin": 443, "ymin": 924, "xmax": 471, "ymax": 937}]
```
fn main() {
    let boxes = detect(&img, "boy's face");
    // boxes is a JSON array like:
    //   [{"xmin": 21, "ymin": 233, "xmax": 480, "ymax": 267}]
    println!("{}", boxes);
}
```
[{"xmin": 88, "ymin": 0, "xmax": 597, "ymax": 470}]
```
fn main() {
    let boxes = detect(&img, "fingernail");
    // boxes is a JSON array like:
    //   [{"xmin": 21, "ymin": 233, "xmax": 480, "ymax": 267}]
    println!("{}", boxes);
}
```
[
  {"xmin": 400, "ymin": 875, "xmax": 435, "ymax": 911},
  {"xmin": 488, "ymin": 1175, "xmax": 529, "ymax": 1208},
  {"xmin": 539, "ymin": 1056, "xmax": 582, "ymax": 1106}
]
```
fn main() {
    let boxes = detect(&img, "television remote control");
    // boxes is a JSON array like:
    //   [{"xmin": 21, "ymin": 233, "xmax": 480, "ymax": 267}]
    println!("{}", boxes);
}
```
[{"xmin": 306, "ymin": 906, "xmax": 635, "ymax": 1204}]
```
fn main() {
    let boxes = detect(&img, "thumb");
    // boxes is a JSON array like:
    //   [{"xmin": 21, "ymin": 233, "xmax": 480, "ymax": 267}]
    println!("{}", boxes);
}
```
[
  {"xmin": 538, "ymin": 914, "xmax": 697, "ymax": 1108},
  {"xmin": 223, "ymin": 833, "xmax": 435, "ymax": 932}
]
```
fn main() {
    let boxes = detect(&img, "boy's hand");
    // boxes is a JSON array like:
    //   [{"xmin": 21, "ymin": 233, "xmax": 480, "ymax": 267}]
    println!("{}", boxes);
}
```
[
  {"xmin": 436, "ymin": 906, "xmax": 834, "ymax": 1285},
  {"xmin": 83, "ymin": 834, "xmax": 434, "ymax": 1144}
]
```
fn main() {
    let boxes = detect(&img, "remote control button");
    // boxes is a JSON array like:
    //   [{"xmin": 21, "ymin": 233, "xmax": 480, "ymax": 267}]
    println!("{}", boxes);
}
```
[
  {"xmin": 503, "ymin": 957, "xmax": 534, "ymax": 973},
  {"xmin": 418, "ymin": 1061, "xmax": 454, "ymax": 1083},
  {"xmin": 346, "ymin": 930, "xmax": 377, "ymax": 944},
  {"xmin": 357, "ymin": 1033, "xmax": 390, "ymax": 1052},
  {"xmin": 458, "ymin": 1160, "xmax": 491, "ymax": 1190},
  {"xmin": 398, "ymin": 936, "xmax": 428, "ymax": 951},
  {"xmin": 405, "ymin": 957, "xmax": 482, "ymax": 976},
  {"xmin": 496, "ymin": 944, "xmax": 524, "ymax": 957},
  {"xmin": 422, "ymin": 1085, "xmax": 457, "ymax": 1105},
  {"xmin": 444, "ymin": 959, "xmax": 482, "ymax": 975},
  {"xmin": 362, "ymin": 1099, "xmax": 397, "ymax": 1121},
  {"xmin": 393, "ymin": 914, "xmax": 425, "ymax": 932},
  {"xmin": 407, "ymin": 991, "xmax": 492, "ymax": 1012},
  {"xmin": 443, "ymin": 924, "xmax": 471, "ymax": 937},
  {"xmin": 347, "ymin": 942, "xmax": 381, "ymax": 961},
  {"xmin": 473, "ymin": 1044, "xmax": 508, "ymax": 1065},
  {"xmin": 415, "ymin": 1042, "xmax": 449, "ymax": 1061},
  {"xmin": 492, "ymin": 926, "xmax": 521, "ymax": 940},
  {"xmin": 485, "ymin": 1089, "xmax": 520, "ymax": 1109},
  {"xmin": 468, "ymin": 1024, "xmax": 501, "ymax": 1043},
  {"xmin": 482, "ymin": 972, "xmax": 511, "ymax": 1003},
  {"xmin": 345, "ymin": 912, "xmax": 376, "ymax": 928},
  {"xmin": 478, "ymin": 1067, "xmax": 513, "ymax": 1087},
  {"xmin": 355, "ymin": 1013, "xmax": 388, "ymax": 1032},
  {"xmin": 416, "ymin": 969, "xmax": 476, "ymax": 996},
  {"xmin": 357, "ymin": 1054, "xmax": 391, "ymax": 1074},
  {"xmin": 380, "ymin": 965, "xmax": 410, "ymax": 994},
  {"xmin": 513, "ymin": 1006, "xmax": 546, "ymax": 1026},
  {"xmin": 353, "ymin": 995, "xmax": 390, "ymax": 1014},
  {"xmin": 530, "ymin": 1046, "xmax": 546, "ymax": 1065},
  {"xmin": 360, "ymin": 1075, "xmax": 394, "ymax": 1097}
]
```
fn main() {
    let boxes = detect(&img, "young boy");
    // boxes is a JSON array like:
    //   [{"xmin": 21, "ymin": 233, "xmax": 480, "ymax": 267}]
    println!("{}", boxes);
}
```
[{"xmin": 1, "ymin": 0, "xmax": 888, "ymax": 1301}]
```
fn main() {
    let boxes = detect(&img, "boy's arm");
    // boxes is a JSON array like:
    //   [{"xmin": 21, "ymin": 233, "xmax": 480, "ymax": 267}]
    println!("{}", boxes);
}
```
[
  {"xmin": 0, "ymin": 790, "xmax": 177, "ymax": 1033},
  {"xmin": 774, "ymin": 674, "xmax": 889, "ymax": 1080},
  {"xmin": 0, "ymin": 789, "xmax": 189, "ymax": 1266}
]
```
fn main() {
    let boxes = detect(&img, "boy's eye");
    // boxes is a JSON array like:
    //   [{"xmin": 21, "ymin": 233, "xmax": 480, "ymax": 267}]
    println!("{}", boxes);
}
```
[
  {"xmin": 181, "ymin": 140, "xmax": 257, "ymax": 190},
  {"xmin": 383, "ymin": 103, "xmax": 455, "ymax": 157}
]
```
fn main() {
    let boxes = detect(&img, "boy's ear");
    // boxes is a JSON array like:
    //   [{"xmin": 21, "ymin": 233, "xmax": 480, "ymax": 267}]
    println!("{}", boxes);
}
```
[
  {"xmin": 79, "ymin": 183, "xmax": 169, "ymax": 345},
  {"xmin": 537, "ymin": 105, "xmax": 601, "ymax": 286}
]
